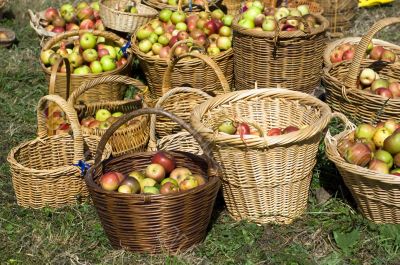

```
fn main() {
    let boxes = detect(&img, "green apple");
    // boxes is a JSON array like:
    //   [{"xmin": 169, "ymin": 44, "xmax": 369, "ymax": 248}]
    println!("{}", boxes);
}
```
[
  {"xmin": 130, "ymin": 6, "xmax": 138, "ymax": 13},
  {"xmin": 160, "ymin": 177, "xmax": 179, "ymax": 186},
  {"xmin": 40, "ymin": 49, "xmax": 55, "ymax": 65},
  {"xmin": 222, "ymin": 15, "xmax": 233, "ymax": 26},
  {"xmin": 100, "ymin": 55, "xmax": 117, "ymax": 71},
  {"xmin": 159, "ymin": 9, "xmax": 173, "ymax": 22},
  {"xmin": 112, "ymin": 112, "xmax": 123, "ymax": 117},
  {"xmin": 79, "ymin": 32, "xmax": 97, "ymax": 50},
  {"xmin": 143, "ymin": 186, "xmax": 160, "ymax": 194},
  {"xmin": 95, "ymin": 108, "xmax": 112, "ymax": 122},
  {"xmin": 90, "ymin": 60, "xmax": 103, "ymax": 73},
  {"xmin": 104, "ymin": 45, "xmax": 117, "ymax": 59},
  {"xmin": 73, "ymin": 65, "xmax": 91, "ymax": 74}
]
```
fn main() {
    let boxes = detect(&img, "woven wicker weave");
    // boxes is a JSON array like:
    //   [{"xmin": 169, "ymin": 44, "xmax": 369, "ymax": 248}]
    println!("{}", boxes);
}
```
[
  {"xmin": 222, "ymin": 0, "xmax": 241, "ymax": 15},
  {"xmin": 325, "ymin": 113, "xmax": 400, "ymax": 223},
  {"xmin": 232, "ymin": 14, "xmax": 329, "ymax": 93},
  {"xmin": 131, "ymin": 0, "xmax": 234, "ymax": 100},
  {"xmin": 85, "ymin": 108, "xmax": 221, "ymax": 253},
  {"xmin": 316, "ymin": 0, "xmax": 357, "ymax": 37},
  {"xmin": 7, "ymin": 95, "xmax": 112, "ymax": 209},
  {"xmin": 67, "ymin": 75, "xmax": 150, "ymax": 156},
  {"xmin": 41, "ymin": 30, "xmax": 133, "ymax": 102},
  {"xmin": 99, "ymin": 0, "xmax": 158, "ymax": 33},
  {"xmin": 323, "ymin": 37, "xmax": 400, "ymax": 68},
  {"xmin": 322, "ymin": 17, "xmax": 400, "ymax": 124},
  {"xmin": 190, "ymin": 88, "xmax": 332, "ymax": 223}
]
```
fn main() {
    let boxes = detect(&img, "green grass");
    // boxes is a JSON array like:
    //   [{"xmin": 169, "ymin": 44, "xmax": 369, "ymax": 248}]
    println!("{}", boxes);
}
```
[{"xmin": 1, "ymin": 1, "xmax": 400, "ymax": 264}]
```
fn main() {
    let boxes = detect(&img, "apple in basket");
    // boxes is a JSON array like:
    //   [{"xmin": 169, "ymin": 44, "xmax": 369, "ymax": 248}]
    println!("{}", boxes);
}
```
[
  {"xmin": 267, "ymin": 128, "xmax": 282, "ymax": 136},
  {"xmin": 99, "ymin": 171, "xmax": 125, "ymax": 191},
  {"xmin": 145, "ymin": 163, "xmax": 166, "ymax": 183},
  {"xmin": 151, "ymin": 151, "xmax": 176, "ymax": 173},
  {"xmin": 170, "ymin": 167, "xmax": 192, "ymax": 184}
]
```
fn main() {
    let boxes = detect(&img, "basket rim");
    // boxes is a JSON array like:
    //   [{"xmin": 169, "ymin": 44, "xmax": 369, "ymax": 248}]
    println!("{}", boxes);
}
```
[
  {"xmin": 100, "ymin": 0, "xmax": 158, "ymax": 18},
  {"xmin": 84, "ymin": 150, "xmax": 221, "ymax": 199},
  {"xmin": 325, "ymin": 129, "xmax": 400, "ymax": 185},
  {"xmin": 232, "ymin": 13, "xmax": 329, "ymax": 38},
  {"xmin": 190, "ymin": 88, "xmax": 332, "ymax": 148},
  {"xmin": 7, "ymin": 134, "xmax": 108, "ymax": 175}
]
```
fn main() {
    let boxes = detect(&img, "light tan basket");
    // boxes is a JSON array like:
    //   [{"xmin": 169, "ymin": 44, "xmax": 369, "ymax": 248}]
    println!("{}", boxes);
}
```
[
  {"xmin": 325, "ymin": 113, "xmax": 400, "ymax": 224},
  {"xmin": 99, "ymin": 0, "xmax": 158, "ymax": 33},
  {"xmin": 191, "ymin": 88, "xmax": 332, "ymax": 224},
  {"xmin": 67, "ymin": 75, "xmax": 150, "ymax": 156},
  {"xmin": 7, "ymin": 95, "xmax": 112, "ymax": 209}
]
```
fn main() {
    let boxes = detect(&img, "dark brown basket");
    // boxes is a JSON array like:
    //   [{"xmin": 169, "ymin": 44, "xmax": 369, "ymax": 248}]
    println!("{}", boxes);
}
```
[
  {"xmin": 322, "ymin": 17, "xmax": 400, "ymax": 123},
  {"xmin": 85, "ymin": 108, "xmax": 221, "ymax": 253},
  {"xmin": 232, "ymin": 14, "xmax": 329, "ymax": 93}
]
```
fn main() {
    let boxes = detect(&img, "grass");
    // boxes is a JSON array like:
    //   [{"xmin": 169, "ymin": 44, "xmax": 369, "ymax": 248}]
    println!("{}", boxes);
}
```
[{"xmin": 1, "ymin": 1, "xmax": 400, "ymax": 264}]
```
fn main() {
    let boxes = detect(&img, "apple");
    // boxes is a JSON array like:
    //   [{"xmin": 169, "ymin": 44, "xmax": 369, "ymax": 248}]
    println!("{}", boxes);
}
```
[
  {"xmin": 160, "ymin": 182, "xmax": 179, "ymax": 194},
  {"xmin": 374, "ymin": 149, "xmax": 394, "ymax": 168},
  {"xmin": 330, "ymin": 49, "xmax": 344, "ymax": 63},
  {"xmin": 389, "ymin": 82, "xmax": 400, "ymax": 98},
  {"xmin": 211, "ymin": 9, "xmax": 225, "ymax": 20},
  {"xmin": 370, "ymin": 78, "xmax": 389, "ymax": 92},
  {"xmin": 369, "ymin": 159, "xmax": 390, "ymax": 174},
  {"xmin": 98, "ymin": 48, "xmax": 109, "ymax": 58},
  {"xmin": 381, "ymin": 49, "xmax": 396, "ymax": 63},
  {"xmin": 151, "ymin": 151, "xmax": 176, "ymax": 173},
  {"xmin": 82, "ymin": 49, "xmax": 98, "ymax": 62},
  {"xmin": 68, "ymin": 53, "xmax": 84, "ymax": 68},
  {"xmin": 222, "ymin": 15, "xmax": 233, "ymax": 26},
  {"xmin": 355, "ymin": 123, "xmax": 376, "ymax": 140},
  {"xmin": 267, "ymin": 128, "xmax": 282, "ymax": 136},
  {"xmin": 91, "ymin": 1, "xmax": 100, "ymax": 11},
  {"xmin": 370, "ymin": 46, "xmax": 385, "ymax": 60},
  {"xmin": 120, "ymin": 177, "xmax": 141, "ymax": 194},
  {"xmin": 145, "ymin": 163, "xmax": 166, "ymax": 182},
  {"xmin": 81, "ymin": 116, "xmax": 95, "ymax": 126},
  {"xmin": 40, "ymin": 49, "xmax": 55, "ymax": 65},
  {"xmin": 394, "ymin": 152, "xmax": 400, "ymax": 167},
  {"xmin": 95, "ymin": 20, "xmax": 105, "ymax": 31},
  {"xmin": 343, "ymin": 49, "xmax": 355, "ymax": 60},
  {"xmin": 161, "ymin": 177, "xmax": 179, "ymax": 186},
  {"xmin": 60, "ymin": 4, "xmax": 74, "ymax": 16},
  {"xmin": 99, "ymin": 172, "xmax": 123, "ymax": 191},
  {"xmin": 238, "ymin": 18, "xmax": 255, "ymax": 29},
  {"xmin": 219, "ymin": 26, "xmax": 232, "ymax": 37},
  {"xmin": 177, "ymin": 31, "xmax": 189, "ymax": 41},
  {"xmin": 193, "ymin": 174, "xmax": 207, "ymax": 186},
  {"xmin": 244, "ymin": 6, "xmax": 262, "ymax": 21},
  {"xmin": 90, "ymin": 60, "xmax": 103, "ymax": 73},
  {"xmin": 141, "ymin": 178, "xmax": 158, "ymax": 192},
  {"xmin": 175, "ymin": 22, "xmax": 188, "ymax": 31},
  {"xmin": 80, "ymin": 32, "xmax": 97, "ymax": 50},
  {"xmin": 44, "ymin": 7, "xmax": 59, "ymax": 22},
  {"xmin": 262, "ymin": 18, "xmax": 277, "ymax": 32},
  {"xmin": 297, "ymin": 5, "xmax": 310, "ymax": 16},
  {"xmin": 99, "ymin": 120, "xmax": 112, "ymax": 130},
  {"xmin": 100, "ymin": 55, "xmax": 117, "ymax": 71},
  {"xmin": 359, "ymin": 68, "xmax": 376, "ymax": 86},
  {"xmin": 138, "ymin": 39, "xmax": 153, "ymax": 53},
  {"xmin": 179, "ymin": 175, "xmax": 198, "ymax": 191},
  {"xmin": 159, "ymin": 9, "xmax": 173, "ymax": 22},
  {"xmin": 76, "ymin": 2, "xmax": 89, "ymax": 10},
  {"xmin": 88, "ymin": 120, "xmax": 100, "ymax": 128},
  {"xmin": 79, "ymin": 19, "xmax": 95, "ymax": 30},
  {"xmin": 143, "ymin": 186, "xmax": 160, "ymax": 195},
  {"xmin": 130, "ymin": 6, "xmax": 138, "ymax": 13},
  {"xmin": 282, "ymin": 125, "xmax": 299, "ymax": 134},
  {"xmin": 218, "ymin": 120, "xmax": 236, "ymax": 134},
  {"xmin": 216, "ymin": 36, "xmax": 231, "ymax": 51},
  {"xmin": 274, "ymin": 7, "xmax": 290, "ymax": 20},
  {"xmin": 196, "ymin": 18, "xmax": 207, "ymax": 29},
  {"xmin": 136, "ymin": 25, "xmax": 153, "ymax": 41},
  {"xmin": 383, "ymin": 132, "xmax": 400, "ymax": 155},
  {"xmin": 376, "ymin": 87, "xmax": 393, "ymax": 98},
  {"xmin": 95, "ymin": 109, "xmax": 112, "ymax": 121},
  {"xmin": 390, "ymin": 168, "xmax": 400, "ymax": 176},
  {"xmin": 154, "ymin": 26, "xmax": 165, "ymax": 36},
  {"xmin": 52, "ymin": 17, "xmax": 66, "ymax": 28},
  {"xmin": 383, "ymin": 119, "xmax": 399, "ymax": 134},
  {"xmin": 66, "ymin": 23, "xmax": 79, "ymax": 31},
  {"xmin": 111, "ymin": 112, "xmax": 123, "ymax": 118},
  {"xmin": 77, "ymin": 6, "xmax": 94, "ymax": 21},
  {"xmin": 345, "ymin": 142, "xmax": 372, "ymax": 166},
  {"xmin": 170, "ymin": 167, "xmax": 192, "ymax": 184},
  {"xmin": 116, "ymin": 57, "xmax": 128, "ymax": 68},
  {"xmin": 62, "ymin": 11, "xmax": 75, "ymax": 23},
  {"xmin": 171, "ymin": 11, "xmax": 186, "ymax": 24},
  {"xmin": 159, "ymin": 46, "xmax": 171, "ymax": 58},
  {"xmin": 373, "ymin": 127, "xmax": 392, "ymax": 148},
  {"xmin": 118, "ymin": 184, "xmax": 132, "ymax": 193},
  {"xmin": 148, "ymin": 32, "xmax": 159, "ymax": 44},
  {"xmin": 128, "ymin": 171, "xmax": 146, "ymax": 186},
  {"xmin": 367, "ymin": 42, "xmax": 374, "ymax": 54},
  {"xmin": 52, "ymin": 27, "xmax": 65, "ymax": 33}
]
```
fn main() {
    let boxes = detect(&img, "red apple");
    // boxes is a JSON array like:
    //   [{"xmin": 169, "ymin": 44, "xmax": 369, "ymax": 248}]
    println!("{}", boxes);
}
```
[
  {"xmin": 344, "ymin": 142, "xmax": 372, "ymax": 166},
  {"xmin": 66, "ymin": 23, "xmax": 80, "ymax": 31},
  {"xmin": 368, "ymin": 159, "xmax": 389, "ymax": 174},
  {"xmin": 99, "ymin": 172, "xmax": 123, "ymax": 191},
  {"xmin": 79, "ymin": 19, "xmax": 95, "ymax": 30},
  {"xmin": 44, "ymin": 7, "xmax": 59, "ymax": 22},
  {"xmin": 151, "ymin": 151, "xmax": 176, "ymax": 173},
  {"xmin": 145, "ymin": 163, "xmax": 166, "ymax": 182},
  {"xmin": 388, "ymin": 82, "xmax": 400, "ymax": 98},
  {"xmin": 81, "ymin": 116, "xmax": 95, "ymax": 126},
  {"xmin": 376, "ymin": 87, "xmax": 393, "ymax": 99},
  {"xmin": 160, "ymin": 182, "xmax": 179, "ymax": 194},
  {"xmin": 282, "ymin": 125, "xmax": 299, "ymax": 134},
  {"xmin": 369, "ymin": 46, "xmax": 385, "ymax": 60},
  {"xmin": 267, "ymin": 128, "xmax": 282, "ymax": 136},
  {"xmin": 342, "ymin": 49, "xmax": 355, "ymax": 60},
  {"xmin": 179, "ymin": 175, "xmax": 199, "ymax": 191},
  {"xmin": 235, "ymin": 123, "xmax": 251, "ymax": 136}
]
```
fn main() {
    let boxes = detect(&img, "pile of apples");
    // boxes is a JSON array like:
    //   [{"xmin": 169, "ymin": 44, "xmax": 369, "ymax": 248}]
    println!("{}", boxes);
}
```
[
  {"xmin": 80, "ymin": 108, "xmax": 129, "ymax": 130},
  {"xmin": 237, "ymin": 1, "xmax": 320, "ymax": 32},
  {"xmin": 358, "ymin": 68, "xmax": 400, "ymax": 99},
  {"xmin": 135, "ymin": 8, "xmax": 233, "ymax": 57},
  {"xmin": 338, "ymin": 119, "xmax": 400, "ymax": 176},
  {"xmin": 330, "ymin": 42, "xmax": 397, "ymax": 63},
  {"xmin": 44, "ymin": 103, "xmax": 71, "ymax": 135},
  {"xmin": 159, "ymin": 0, "xmax": 205, "ymax": 7},
  {"xmin": 40, "ymin": 32, "xmax": 128, "ymax": 74},
  {"xmin": 42, "ymin": 1, "xmax": 104, "ymax": 34},
  {"xmin": 218, "ymin": 120, "xmax": 302, "ymax": 136},
  {"xmin": 112, "ymin": 2, "xmax": 139, "ymax": 13},
  {"xmin": 99, "ymin": 151, "xmax": 208, "ymax": 194}
]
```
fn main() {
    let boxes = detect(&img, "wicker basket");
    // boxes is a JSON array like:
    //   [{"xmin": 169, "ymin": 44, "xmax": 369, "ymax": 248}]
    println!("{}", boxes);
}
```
[
  {"xmin": 264, "ymin": 0, "xmax": 324, "ymax": 14},
  {"xmin": 325, "ymin": 113, "xmax": 400, "ymax": 223},
  {"xmin": 316, "ymin": 0, "xmax": 357, "ymax": 38},
  {"xmin": 143, "ymin": 0, "xmax": 217, "ymax": 11},
  {"xmin": 7, "ymin": 95, "xmax": 112, "ymax": 209},
  {"xmin": 131, "ymin": 0, "xmax": 234, "ymax": 100},
  {"xmin": 67, "ymin": 75, "xmax": 150, "ymax": 156},
  {"xmin": 99, "ymin": 0, "xmax": 158, "ymax": 33},
  {"xmin": 191, "ymin": 88, "xmax": 332, "ymax": 224},
  {"xmin": 85, "ymin": 108, "xmax": 221, "ymax": 253},
  {"xmin": 222, "ymin": 0, "xmax": 241, "ymax": 16},
  {"xmin": 322, "ymin": 17, "xmax": 400, "ymax": 124},
  {"xmin": 232, "ymin": 14, "xmax": 329, "ymax": 93},
  {"xmin": 323, "ymin": 37, "xmax": 400, "ymax": 68},
  {"xmin": 0, "ymin": 27, "xmax": 15, "ymax": 48},
  {"xmin": 41, "ymin": 30, "xmax": 133, "ymax": 102}
]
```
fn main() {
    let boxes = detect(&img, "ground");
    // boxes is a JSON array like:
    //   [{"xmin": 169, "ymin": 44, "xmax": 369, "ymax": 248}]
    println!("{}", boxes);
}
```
[{"xmin": 1, "ymin": 1, "xmax": 400, "ymax": 264}]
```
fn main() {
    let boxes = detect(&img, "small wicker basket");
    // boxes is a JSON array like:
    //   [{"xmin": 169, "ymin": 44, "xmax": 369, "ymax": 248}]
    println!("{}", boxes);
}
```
[
  {"xmin": 325, "ymin": 113, "xmax": 400, "ymax": 224},
  {"xmin": 99, "ymin": 0, "xmax": 158, "ymax": 33},
  {"xmin": 191, "ymin": 88, "xmax": 332, "ymax": 224},
  {"xmin": 7, "ymin": 95, "xmax": 112, "ymax": 209},
  {"xmin": 0, "ymin": 27, "xmax": 15, "ymax": 48},
  {"xmin": 85, "ymin": 108, "xmax": 221, "ymax": 253}
]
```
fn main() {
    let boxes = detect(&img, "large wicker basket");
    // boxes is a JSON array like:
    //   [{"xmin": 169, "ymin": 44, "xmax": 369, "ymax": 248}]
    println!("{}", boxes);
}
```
[
  {"xmin": 67, "ymin": 75, "xmax": 150, "ymax": 156},
  {"xmin": 41, "ymin": 30, "xmax": 133, "ymax": 102},
  {"xmin": 222, "ymin": 0, "xmax": 241, "ymax": 16},
  {"xmin": 316, "ymin": 0, "xmax": 357, "ymax": 37},
  {"xmin": 85, "ymin": 108, "xmax": 221, "ymax": 253},
  {"xmin": 131, "ymin": 0, "xmax": 234, "ymax": 100},
  {"xmin": 322, "ymin": 17, "xmax": 400, "ymax": 124},
  {"xmin": 7, "ymin": 95, "xmax": 112, "ymax": 209},
  {"xmin": 99, "ymin": 0, "xmax": 158, "ymax": 33},
  {"xmin": 191, "ymin": 88, "xmax": 332, "ymax": 224},
  {"xmin": 323, "ymin": 37, "xmax": 400, "ymax": 68},
  {"xmin": 325, "ymin": 113, "xmax": 400, "ymax": 223},
  {"xmin": 232, "ymin": 14, "xmax": 329, "ymax": 93}
]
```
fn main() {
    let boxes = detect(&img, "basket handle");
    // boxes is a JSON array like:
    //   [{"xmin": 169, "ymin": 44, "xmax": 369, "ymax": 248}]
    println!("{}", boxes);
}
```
[
  {"xmin": 325, "ymin": 112, "xmax": 356, "ymax": 145},
  {"xmin": 94, "ymin": 108, "xmax": 219, "ymax": 172},
  {"xmin": 49, "ymin": 57, "xmax": 71, "ymax": 97},
  {"xmin": 148, "ymin": 87, "xmax": 212, "ymax": 151},
  {"xmin": 36, "ymin": 94, "xmax": 84, "ymax": 163},
  {"xmin": 177, "ymin": 0, "xmax": 209, "ymax": 12},
  {"xmin": 162, "ymin": 51, "xmax": 231, "ymax": 95},
  {"xmin": 343, "ymin": 17, "xmax": 400, "ymax": 91},
  {"xmin": 67, "ymin": 75, "xmax": 148, "ymax": 106}
]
